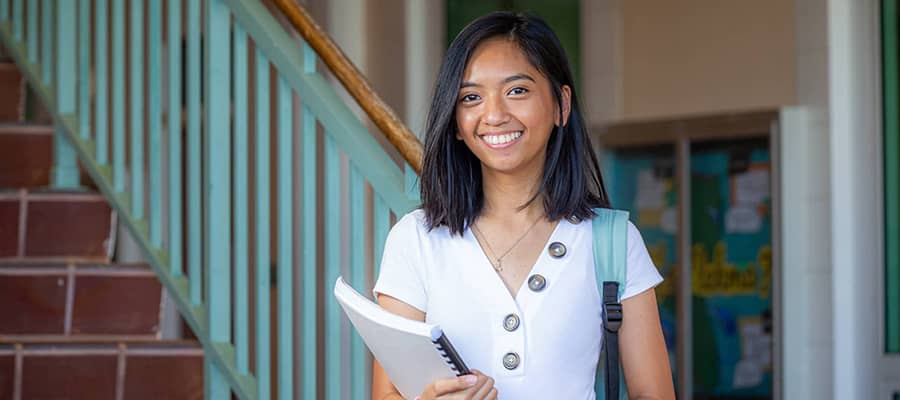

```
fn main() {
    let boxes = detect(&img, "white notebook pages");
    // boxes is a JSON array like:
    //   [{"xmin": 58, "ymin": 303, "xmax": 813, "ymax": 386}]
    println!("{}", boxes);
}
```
[{"xmin": 333, "ymin": 277, "xmax": 469, "ymax": 399}]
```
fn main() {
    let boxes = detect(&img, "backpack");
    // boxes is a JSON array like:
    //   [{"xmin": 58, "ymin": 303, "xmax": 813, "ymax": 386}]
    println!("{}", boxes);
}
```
[{"xmin": 592, "ymin": 208, "xmax": 629, "ymax": 400}]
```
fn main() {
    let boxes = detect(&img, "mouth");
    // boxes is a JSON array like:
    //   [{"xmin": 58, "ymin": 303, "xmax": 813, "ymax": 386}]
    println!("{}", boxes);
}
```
[{"xmin": 479, "ymin": 130, "xmax": 523, "ymax": 148}]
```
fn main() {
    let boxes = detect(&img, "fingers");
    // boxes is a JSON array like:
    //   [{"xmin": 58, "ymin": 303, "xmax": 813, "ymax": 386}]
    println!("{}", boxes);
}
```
[
  {"xmin": 424, "ymin": 370, "xmax": 499, "ymax": 400},
  {"xmin": 429, "ymin": 374, "xmax": 479, "ymax": 396},
  {"xmin": 470, "ymin": 373, "xmax": 497, "ymax": 400}
]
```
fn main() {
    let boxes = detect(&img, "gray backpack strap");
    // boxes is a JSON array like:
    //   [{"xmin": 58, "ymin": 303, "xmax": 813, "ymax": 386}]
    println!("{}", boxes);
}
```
[{"xmin": 592, "ymin": 208, "xmax": 629, "ymax": 400}]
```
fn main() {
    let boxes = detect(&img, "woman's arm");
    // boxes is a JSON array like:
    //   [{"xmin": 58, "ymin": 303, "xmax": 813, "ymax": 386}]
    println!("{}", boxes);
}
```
[
  {"xmin": 372, "ymin": 294, "xmax": 427, "ymax": 400},
  {"xmin": 372, "ymin": 294, "xmax": 496, "ymax": 400},
  {"xmin": 619, "ymin": 288, "xmax": 676, "ymax": 400}
]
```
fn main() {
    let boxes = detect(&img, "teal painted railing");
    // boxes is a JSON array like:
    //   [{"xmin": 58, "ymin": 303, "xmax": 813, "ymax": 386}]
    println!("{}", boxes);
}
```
[{"xmin": 0, "ymin": 0, "xmax": 420, "ymax": 399}]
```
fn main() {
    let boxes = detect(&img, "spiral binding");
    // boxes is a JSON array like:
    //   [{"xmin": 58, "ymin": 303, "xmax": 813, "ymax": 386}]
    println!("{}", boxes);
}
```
[{"xmin": 432, "ymin": 333, "xmax": 470, "ymax": 376}]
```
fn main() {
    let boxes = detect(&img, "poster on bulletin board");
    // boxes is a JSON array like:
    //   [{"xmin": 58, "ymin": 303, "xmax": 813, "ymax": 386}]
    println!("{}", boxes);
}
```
[
  {"xmin": 690, "ymin": 140, "xmax": 772, "ymax": 398},
  {"xmin": 603, "ymin": 139, "xmax": 773, "ymax": 399},
  {"xmin": 603, "ymin": 146, "xmax": 680, "ymax": 380}
]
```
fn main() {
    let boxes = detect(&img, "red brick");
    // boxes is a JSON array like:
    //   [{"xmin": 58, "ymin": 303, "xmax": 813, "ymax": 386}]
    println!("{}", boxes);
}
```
[
  {"xmin": 22, "ymin": 354, "xmax": 117, "ymax": 400},
  {"xmin": 123, "ymin": 353, "xmax": 204, "ymax": 400},
  {"xmin": 72, "ymin": 274, "xmax": 162, "ymax": 335},
  {"xmin": 24, "ymin": 197, "xmax": 113, "ymax": 259},
  {"xmin": 0, "ymin": 200, "xmax": 18, "ymax": 257},
  {"xmin": 0, "ymin": 274, "xmax": 67, "ymax": 334}
]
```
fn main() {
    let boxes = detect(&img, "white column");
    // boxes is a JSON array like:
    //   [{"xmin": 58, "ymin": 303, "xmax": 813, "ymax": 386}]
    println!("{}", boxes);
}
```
[
  {"xmin": 404, "ymin": 0, "xmax": 445, "ymax": 137},
  {"xmin": 327, "ymin": 0, "xmax": 367, "ymax": 71},
  {"xmin": 580, "ymin": 0, "xmax": 621, "ymax": 125},
  {"xmin": 781, "ymin": 0, "xmax": 833, "ymax": 398},
  {"xmin": 827, "ymin": 0, "xmax": 881, "ymax": 398}
]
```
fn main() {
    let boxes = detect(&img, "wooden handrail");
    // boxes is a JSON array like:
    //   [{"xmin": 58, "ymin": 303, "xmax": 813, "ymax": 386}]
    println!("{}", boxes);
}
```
[{"xmin": 272, "ymin": 0, "xmax": 424, "ymax": 175}]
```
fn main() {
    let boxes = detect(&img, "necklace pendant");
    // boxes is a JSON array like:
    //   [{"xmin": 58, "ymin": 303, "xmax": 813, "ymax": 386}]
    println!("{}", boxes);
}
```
[{"xmin": 495, "ymin": 260, "xmax": 503, "ymax": 272}]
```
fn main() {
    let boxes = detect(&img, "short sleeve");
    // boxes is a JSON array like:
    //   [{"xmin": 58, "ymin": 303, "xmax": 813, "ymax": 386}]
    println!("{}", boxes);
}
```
[
  {"xmin": 621, "ymin": 221, "xmax": 664, "ymax": 301},
  {"xmin": 372, "ymin": 212, "xmax": 428, "ymax": 312}
]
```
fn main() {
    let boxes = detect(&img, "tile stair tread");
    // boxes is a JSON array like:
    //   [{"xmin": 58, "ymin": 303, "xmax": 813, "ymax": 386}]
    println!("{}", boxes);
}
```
[
  {"xmin": 0, "ymin": 340, "xmax": 205, "ymax": 400},
  {"xmin": 0, "ymin": 262, "xmax": 164, "ymax": 336},
  {"xmin": 0, "ymin": 123, "xmax": 53, "ymax": 134},
  {"xmin": 0, "ymin": 127, "xmax": 53, "ymax": 189},
  {"xmin": 0, "ymin": 190, "xmax": 115, "ymax": 260},
  {"xmin": 0, "ymin": 129, "xmax": 100, "ymax": 190},
  {"xmin": 0, "ymin": 63, "xmax": 25, "ymax": 122},
  {"xmin": 0, "ymin": 188, "xmax": 105, "ymax": 196},
  {"xmin": 0, "ymin": 337, "xmax": 199, "ymax": 347},
  {"xmin": 0, "ymin": 261, "xmax": 152, "ymax": 270}
]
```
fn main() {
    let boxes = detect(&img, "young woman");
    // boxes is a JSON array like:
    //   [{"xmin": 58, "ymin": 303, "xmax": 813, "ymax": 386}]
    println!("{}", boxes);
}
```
[{"xmin": 372, "ymin": 12, "xmax": 674, "ymax": 400}]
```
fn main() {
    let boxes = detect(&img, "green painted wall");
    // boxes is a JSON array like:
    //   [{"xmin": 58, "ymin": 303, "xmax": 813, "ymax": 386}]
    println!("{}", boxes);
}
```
[
  {"xmin": 884, "ymin": 0, "xmax": 900, "ymax": 354},
  {"xmin": 446, "ymin": 0, "xmax": 581, "ymax": 87}
]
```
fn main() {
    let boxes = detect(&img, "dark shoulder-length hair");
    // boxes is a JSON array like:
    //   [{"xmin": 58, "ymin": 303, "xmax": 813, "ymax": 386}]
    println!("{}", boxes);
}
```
[{"xmin": 420, "ymin": 11, "xmax": 611, "ymax": 235}]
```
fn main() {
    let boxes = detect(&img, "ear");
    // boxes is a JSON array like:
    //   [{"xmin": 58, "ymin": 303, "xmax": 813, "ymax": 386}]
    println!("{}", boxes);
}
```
[{"xmin": 557, "ymin": 85, "xmax": 572, "ymax": 127}]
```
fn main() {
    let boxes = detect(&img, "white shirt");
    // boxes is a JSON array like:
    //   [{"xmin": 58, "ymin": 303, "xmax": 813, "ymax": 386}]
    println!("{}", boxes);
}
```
[{"xmin": 373, "ymin": 209, "xmax": 663, "ymax": 399}]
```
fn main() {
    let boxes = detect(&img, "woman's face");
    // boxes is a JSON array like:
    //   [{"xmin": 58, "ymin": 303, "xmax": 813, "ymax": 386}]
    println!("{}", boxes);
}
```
[{"xmin": 455, "ymin": 37, "xmax": 571, "ymax": 179}]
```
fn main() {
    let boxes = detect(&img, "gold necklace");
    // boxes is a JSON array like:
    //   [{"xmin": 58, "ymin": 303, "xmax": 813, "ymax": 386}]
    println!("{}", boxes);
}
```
[{"xmin": 472, "ymin": 216, "xmax": 542, "ymax": 272}]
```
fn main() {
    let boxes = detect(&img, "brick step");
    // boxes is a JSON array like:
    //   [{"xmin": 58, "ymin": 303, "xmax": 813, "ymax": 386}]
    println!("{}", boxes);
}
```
[
  {"xmin": 0, "ymin": 125, "xmax": 53, "ymax": 189},
  {"xmin": 0, "ymin": 336, "xmax": 180, "ymax": 345},
  {"xmin": 0, "ymin": 125, "xmax": 99, "ymax": 190},
  {"xmin": 0, "ymin": 63, "xmax": 25, "ymax": 123},
  {"xmin": 0, "ymin": 190, "xmax": 115, "ymax": 260},
  {"xmin": 0, "ymin": 341, "xmax": 203, "ymax": 400},
  {"xmin": 0, "ymin": 263, "xmax": 162, "ymax": 337}
]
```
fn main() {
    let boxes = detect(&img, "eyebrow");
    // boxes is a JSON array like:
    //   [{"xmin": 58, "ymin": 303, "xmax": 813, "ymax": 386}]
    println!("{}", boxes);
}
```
[{"xmin": 460, "ymin": 73, "xmax": 536, "ymax": 89}]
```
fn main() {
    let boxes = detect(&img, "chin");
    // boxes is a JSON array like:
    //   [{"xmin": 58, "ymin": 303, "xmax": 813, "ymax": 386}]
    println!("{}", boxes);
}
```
[{"xmin": 480, "ymin": 160, "xmax": 523, "ymax": 174}]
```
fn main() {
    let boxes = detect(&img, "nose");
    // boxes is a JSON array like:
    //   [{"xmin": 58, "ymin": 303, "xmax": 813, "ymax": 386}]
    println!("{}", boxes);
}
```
[{"xmin": 482, "ymin": 94, "xmax": 510, "ymax": 126}]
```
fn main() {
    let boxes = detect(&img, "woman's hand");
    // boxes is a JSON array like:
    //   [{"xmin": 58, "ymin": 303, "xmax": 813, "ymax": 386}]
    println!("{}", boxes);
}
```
[{"xmin": 416, "ymin": 370, "xmax": 498, "ymax": 400}]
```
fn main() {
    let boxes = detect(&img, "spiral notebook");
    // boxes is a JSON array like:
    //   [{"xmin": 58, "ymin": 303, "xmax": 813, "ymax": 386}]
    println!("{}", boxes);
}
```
[{"xmin": 333, "ymin": 277, "xmax": 470, "ymax": 399}]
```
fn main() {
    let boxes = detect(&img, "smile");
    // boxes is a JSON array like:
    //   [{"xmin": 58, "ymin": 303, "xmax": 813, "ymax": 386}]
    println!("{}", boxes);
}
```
[{"xmin": 480, "ymin": 131, "xmax": 523, "ymax": 148}]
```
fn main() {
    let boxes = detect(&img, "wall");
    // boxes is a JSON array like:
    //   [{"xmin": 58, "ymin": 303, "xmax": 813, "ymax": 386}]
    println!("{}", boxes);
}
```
[
  {"xmin": 583, "ymin": 0, "xmax": 797, "ymax": 123},
  {"xmin": 621, "ymin": 0, "xmax": 796, "ymax": 120}
]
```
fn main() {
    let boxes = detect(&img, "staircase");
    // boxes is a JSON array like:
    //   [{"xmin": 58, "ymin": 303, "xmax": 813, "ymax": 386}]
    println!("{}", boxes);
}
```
[
  {"xmin": 0, "ymin": 50, "xmax": 204, "ymax": 399},
  {"xmin": 0, "ymin": 0, "xmax": 423, "ymax": 398}
]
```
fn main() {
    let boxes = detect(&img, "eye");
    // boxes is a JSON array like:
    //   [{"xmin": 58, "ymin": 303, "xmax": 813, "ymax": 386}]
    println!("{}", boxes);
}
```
[
  {"xmin": 508, "ymin": 87, "xmax": 529, "ymax": 96},
  {"xmin": 460, "ymin": 93, "xmax": 481, "ymax": 103}
]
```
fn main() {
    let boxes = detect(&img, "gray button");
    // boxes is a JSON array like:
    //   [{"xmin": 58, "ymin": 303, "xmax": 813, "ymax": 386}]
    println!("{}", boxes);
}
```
[
  {"xmin": 528, "ymin": 274, "xmax": 547, "ymax": 292},
  {"xmin": 503, "ymin": 352, "xmax": 520, "ymax": 370},
  {"xmin": 548, "ymin": 242, "xmax": 566, "ymax": 258},
  {"xmin": 503, "ymin": 314, "xmax": 520, "ymax": 332}
]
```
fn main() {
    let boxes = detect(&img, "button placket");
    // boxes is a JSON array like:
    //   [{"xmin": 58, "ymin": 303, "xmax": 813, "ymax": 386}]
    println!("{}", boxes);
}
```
[
  {"xmin": 493, "ymin": 306, "xmax": 526, "ymax": 377},
  {"xmin": 515, "ymin": 223, "xmax": 571, "ymax": 328},
  {"xmin": 496, "ymin": 222, "xmax": 572, "ymax": 378}
]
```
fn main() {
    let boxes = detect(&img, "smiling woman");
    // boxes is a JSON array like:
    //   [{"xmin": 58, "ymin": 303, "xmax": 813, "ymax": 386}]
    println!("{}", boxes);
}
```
[
  {"xmin": 454, "ymin": 38, "xmax": 569, "ymax": 183},
  {"xmin": 371, "ymin": 12, "xmax": 674, "ymax": 400}
]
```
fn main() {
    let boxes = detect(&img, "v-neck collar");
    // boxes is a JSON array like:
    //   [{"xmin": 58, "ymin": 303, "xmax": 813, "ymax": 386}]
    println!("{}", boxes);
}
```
[{"xmin": 465, "ymin": 218, "xmax": 567, "ymax": 304}]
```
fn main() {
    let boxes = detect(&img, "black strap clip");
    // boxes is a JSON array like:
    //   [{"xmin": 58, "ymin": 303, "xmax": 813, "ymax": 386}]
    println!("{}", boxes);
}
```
[{"xmin": 602, "ymin": 302, "xmax": 623, "ymax": 333}]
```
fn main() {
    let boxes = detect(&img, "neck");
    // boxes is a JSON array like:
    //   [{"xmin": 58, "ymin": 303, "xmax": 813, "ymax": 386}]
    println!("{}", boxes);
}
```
[{"xmin": 480, "ymin": 164, "xmax": 545, "ymax": 222}]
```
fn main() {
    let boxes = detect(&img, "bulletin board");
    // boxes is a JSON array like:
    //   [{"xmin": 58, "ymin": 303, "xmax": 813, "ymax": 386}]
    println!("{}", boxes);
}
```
[
  {"xmin": 604, "ymin": 146, "xmax": 679, "ymax": 377},
  {"xmin": 596, "ymin": 110, "xmax": 779, "ymax": 400},
  {"xmin": 690, "ymin": 140, "xmax": 772, "ymax": 397}
]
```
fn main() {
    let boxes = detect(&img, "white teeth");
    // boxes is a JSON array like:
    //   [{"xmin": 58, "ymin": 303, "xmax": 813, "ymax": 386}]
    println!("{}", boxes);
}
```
[{"xmin": 482, "ymin": 131, "xmax": 522, "ymax": 146}]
